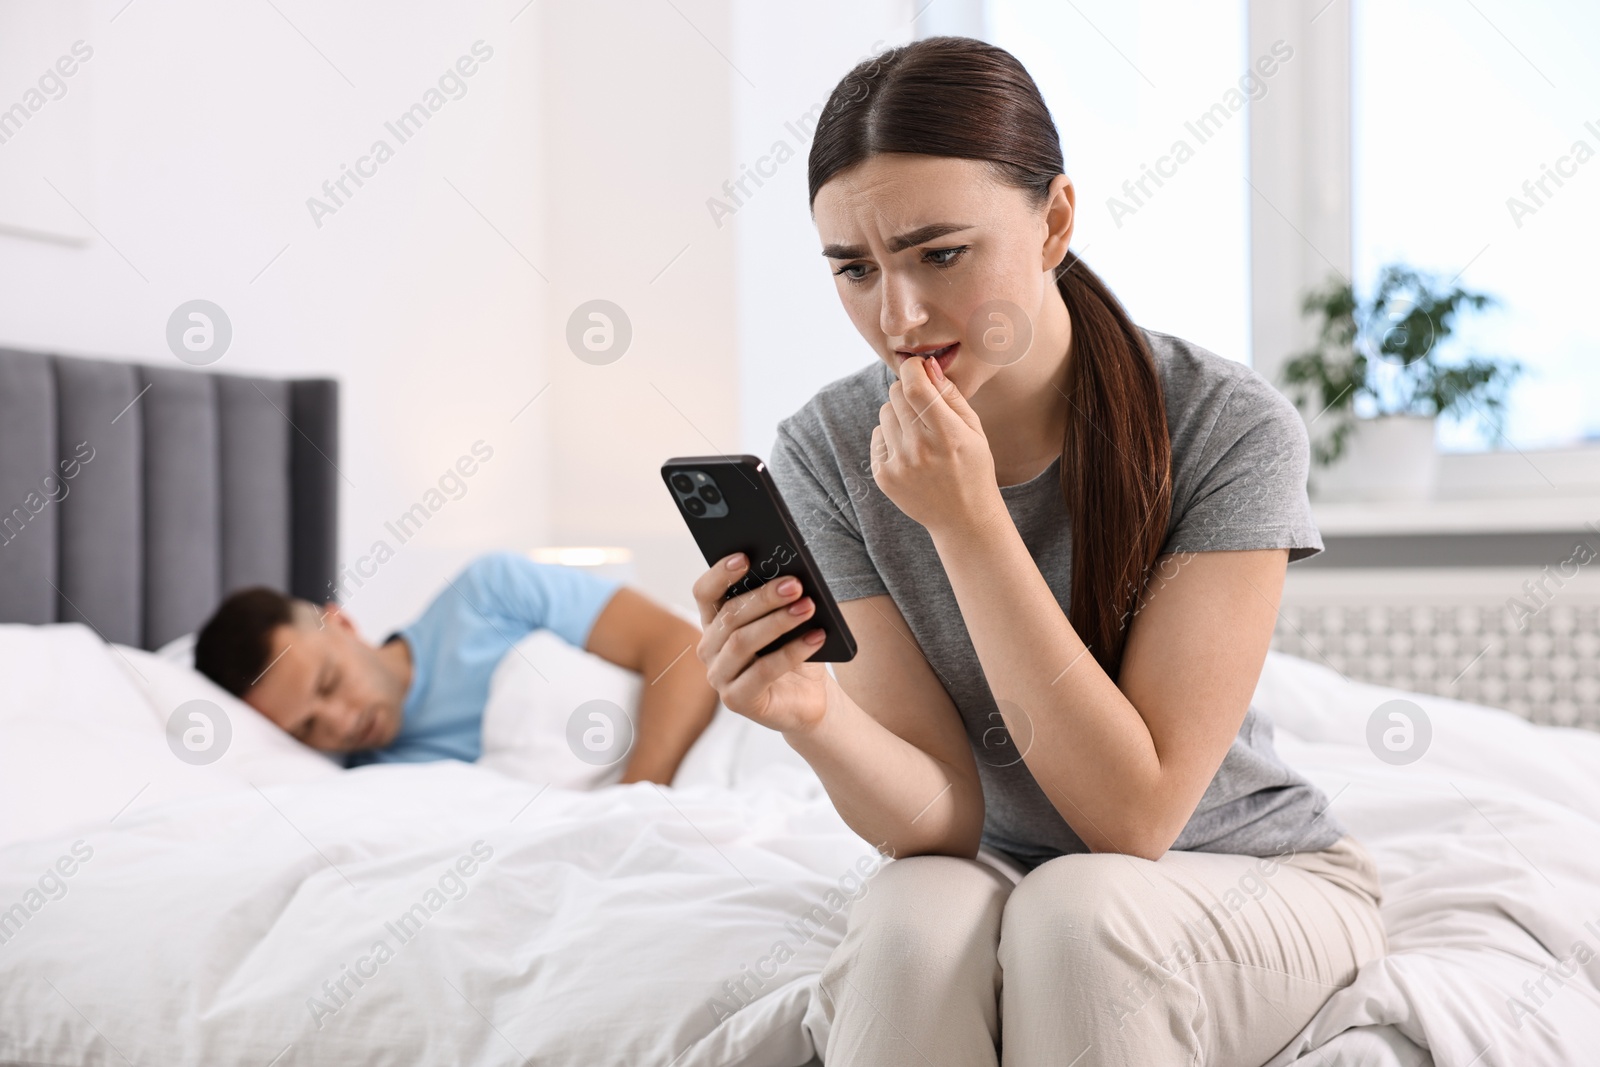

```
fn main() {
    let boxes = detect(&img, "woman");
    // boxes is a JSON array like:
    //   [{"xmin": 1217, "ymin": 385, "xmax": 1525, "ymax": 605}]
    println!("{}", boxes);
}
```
[{"xmin": 689, "ymin": 35, "xmax": 1385, "ymax": 1067}]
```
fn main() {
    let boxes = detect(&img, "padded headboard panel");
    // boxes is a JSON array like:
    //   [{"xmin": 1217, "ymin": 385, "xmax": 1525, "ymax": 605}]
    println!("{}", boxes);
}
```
[{"xmin": 0, "ymin": 348, "xmax": 338, "ymax": 651}]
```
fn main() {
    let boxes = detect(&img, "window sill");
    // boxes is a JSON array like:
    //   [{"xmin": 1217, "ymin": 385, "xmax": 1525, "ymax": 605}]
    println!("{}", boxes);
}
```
[
  {"xmin": 1310, "ymin": 445, "xmax": 1600, "ymax": 536},
  {"xmin": 1312, "ymin": 495, "xmax": 1600, "ymax": 537}
]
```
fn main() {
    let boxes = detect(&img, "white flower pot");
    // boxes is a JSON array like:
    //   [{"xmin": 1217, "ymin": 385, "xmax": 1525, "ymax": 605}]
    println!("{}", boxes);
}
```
[{"xmin": 1311, "ymin": 414, "xmax": 1438, "ymax": 502}]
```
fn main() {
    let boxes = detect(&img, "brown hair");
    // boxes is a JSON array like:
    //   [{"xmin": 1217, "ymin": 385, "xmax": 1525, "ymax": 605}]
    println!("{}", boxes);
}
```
[
  {"xmin": 194, "ymin": 586, "xmax": 300, "ymax": 696},
  {"xmin": 807, "ymin": 36, "xmax": 1173, "ymax": 682}
]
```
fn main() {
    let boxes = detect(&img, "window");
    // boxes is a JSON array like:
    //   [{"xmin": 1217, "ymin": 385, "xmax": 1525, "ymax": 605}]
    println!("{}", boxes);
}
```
[
  {"xmin": 990, "ymin": 0, "xmax": 1252, "ymax": 364},
  {"xmin": 1353, "ymin": 0, "xmax": 1600, "ymax": 451}
]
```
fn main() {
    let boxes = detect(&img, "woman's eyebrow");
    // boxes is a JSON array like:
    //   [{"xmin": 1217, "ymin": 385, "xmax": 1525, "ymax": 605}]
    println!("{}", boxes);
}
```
[{"xmin": 821, "ymin": 222, "xmax": 974, "ymax": 260}]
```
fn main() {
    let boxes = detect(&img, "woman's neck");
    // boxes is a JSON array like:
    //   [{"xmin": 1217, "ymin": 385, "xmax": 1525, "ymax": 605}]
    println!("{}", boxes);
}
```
[{"xmin": 968, "ymin": 282, "xmax": 1073, "ymax": 487}]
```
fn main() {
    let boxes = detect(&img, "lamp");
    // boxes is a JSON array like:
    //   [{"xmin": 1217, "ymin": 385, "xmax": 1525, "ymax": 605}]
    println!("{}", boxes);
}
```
[{"xmin": 530, "ymin": 545, "xmax": 635, "ymax": 582}]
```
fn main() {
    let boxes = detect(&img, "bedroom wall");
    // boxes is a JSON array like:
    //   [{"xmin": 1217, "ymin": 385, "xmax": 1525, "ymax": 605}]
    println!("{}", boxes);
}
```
[
  {"xmin": 0, "ymin": 1, "xmax": 554, "ymax": 637},
  {"xmin": 0, "ymin": 0, "xmax": 941, "ymax": 634},
  {"xmin": 729, "ymin": 3, "xmax": 920, "ymax": 463},
  {"xmin": 534, "ymin": 0, "xmax": 738, "ymax": 618},
  {"xmin": 538, "ymin": 0, "xmax": 922, "ymax": 615},
  {"xmin": 0, "ymin": 0, "xmax": 752, "ymax": 636}
]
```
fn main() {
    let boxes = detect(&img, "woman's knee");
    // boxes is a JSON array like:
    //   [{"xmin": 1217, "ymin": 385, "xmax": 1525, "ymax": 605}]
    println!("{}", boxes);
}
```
[
  {"xmin": 824, "ymin": 854, "xmax": 1013, "ymax": 979},
  {"xmin": 997, "ymin": 853, "xmax": 1150, "ymax": 969}
]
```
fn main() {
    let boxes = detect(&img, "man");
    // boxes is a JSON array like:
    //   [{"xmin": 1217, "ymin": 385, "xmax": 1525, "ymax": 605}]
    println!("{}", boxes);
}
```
[{"xmin": 193, "ymin": 551, "xmax": 716, "ymax": 784}]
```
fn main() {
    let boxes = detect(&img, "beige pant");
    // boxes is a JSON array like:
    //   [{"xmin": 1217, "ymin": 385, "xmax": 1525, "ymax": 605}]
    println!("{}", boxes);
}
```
[{"xmin": 817, "ymin": 834, "xmax": 1386, "ymax": 1067}]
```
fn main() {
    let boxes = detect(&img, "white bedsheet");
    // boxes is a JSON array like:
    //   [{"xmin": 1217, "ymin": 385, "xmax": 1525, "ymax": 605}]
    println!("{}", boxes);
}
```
[
  {"xmin": 2, "ymin": 623, "xmax": 1599, "ymax": 1066},
  {"xmin": 1257, "ymin": 660, "xmax": 1600, "ymax": 1067}
]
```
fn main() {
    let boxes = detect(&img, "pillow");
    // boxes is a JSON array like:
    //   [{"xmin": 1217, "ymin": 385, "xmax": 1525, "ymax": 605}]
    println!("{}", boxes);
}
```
[
  {"xmin": 477, "ymin": 625, "xmax": 835, "ymax": 793},
  {"xmin": 153, "ymin": 630, "xmax": 196, "ymax": 669},
  {"xmin": 0, "ymin": 625, "xmax": 335, "ymax": 850},
  {"xmin": 0, "ymin": 624, "xmax": 181, "ymax": 849},
  {"xmin": 109, "ymin": 644, "xmax": 343, "ymax": 784},
  {"xmin": 478, "ymin": 628, "xmax": 645, "ymax": 790}
]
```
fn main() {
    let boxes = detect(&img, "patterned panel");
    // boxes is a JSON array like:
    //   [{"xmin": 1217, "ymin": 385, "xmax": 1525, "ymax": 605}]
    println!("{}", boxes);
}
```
[
  {"xmin": 1274, "ymin": 602, "xmax": 1600, "ymax": 730},
  {"xmin": 0, "ymin": 350, "xmax": 57, "ymax": 622},
  {"xmin": 216, "ymin": 376, "xmax": 292, "ymax": 597},
  {"xmin": 0, "ymin": 349, "xmax": 338, "ymax": 650},
  {"xmin": 54, "ymin": 356, "xmax": 143, "ymax": 647},
  {"xmin": 140, "ymin": 365, "xmax": 222, "ymax": 650}
]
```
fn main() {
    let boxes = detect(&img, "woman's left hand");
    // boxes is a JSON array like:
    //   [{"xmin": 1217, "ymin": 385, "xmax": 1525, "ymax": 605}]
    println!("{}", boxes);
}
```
[{"xmin": 871, "ymin": 355, "xmax": 1005, "ymax": 536}]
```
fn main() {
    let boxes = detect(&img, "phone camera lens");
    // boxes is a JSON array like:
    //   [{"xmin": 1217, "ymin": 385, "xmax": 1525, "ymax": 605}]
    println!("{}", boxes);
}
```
[
  {"xmin": 699, "ymin": 485, "xmax": 722, "ymax": 504},
  {"xmin": 684, "ymin": 497, "xmax": 706, "ymax": 516},
  {"xmin": 671, "ymin": 473, "xmax": 694, "ymax": 493}
]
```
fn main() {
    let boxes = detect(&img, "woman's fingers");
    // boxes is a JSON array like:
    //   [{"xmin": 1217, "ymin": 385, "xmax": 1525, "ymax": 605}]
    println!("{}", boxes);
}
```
[
  {"xmin": 690, "ymin": 557, "xmax": 830, "ymax": 731},
  {"xmin": 695, "ymin": 566, "xmax": 806, "ymax": 667},
  {"xmin": 709, "ymin": 574, "xmax": 805, "ymax": 652},
  {"xmin": 727, "ymin": 590, "xmax": 814, "ymax": 661},
  {"xmin": 893, "ymin": 356, "xmax": 957, "ymax": 439},
  {"xmin": 705, "ymin": 590, "xmax": 818, "ymax": 691},
  {"xmin": 691, "ymin": 552, "xmax": 749, "ymax": 629},
  {"xmin": 721, "ymin": 625, "xmax": 827, "ymax": 711},
  {"xmin": 886, "ymin": 375, "xmax": 924, "ymax": 440},
  {"xmin": 877, "ymin": 392, "xmax": 905, "ymax": 466}
]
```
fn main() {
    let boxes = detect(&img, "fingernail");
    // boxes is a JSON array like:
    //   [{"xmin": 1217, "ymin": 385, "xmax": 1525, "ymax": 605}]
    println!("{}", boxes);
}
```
[
  {"xmin": 928, "ymin": 355, "xmax": 945, "ymax": 382},
  {"xmin": 778, "ymin": 578, "xmax": 800, "ymax": 596},
  {"xmin": 788, "ymin": 597, "xmax": 812, "ymax": 615},
  {"xmin": 804, "ymin": 629, "xmax": 826, "ymax": 643},
  {"xmin": 726, "ymin": 553, "xmax": 746, "ymax": 570}
]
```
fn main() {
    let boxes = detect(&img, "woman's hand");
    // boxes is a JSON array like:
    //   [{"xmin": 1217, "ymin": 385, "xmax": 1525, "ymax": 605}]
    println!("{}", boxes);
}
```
[
  {"xmin": 692, "ymin": 553, "xmax": 831, "ymax": 735},
  {"xmin": 871, "ymin": 355, "xmax": 1005, "ymax": 535}
]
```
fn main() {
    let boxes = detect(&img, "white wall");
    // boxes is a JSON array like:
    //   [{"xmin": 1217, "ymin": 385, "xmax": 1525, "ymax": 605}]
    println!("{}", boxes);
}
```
[
  {"xmin": 730, "ymin": 0, "xmax": 916, "ymax": 459},
  {"xmin": 0, "ymin": 0, "xmax": 745, "ymax": 634},
  {"xmin": 538, "ymin": 0, "xmax": 738, "ymax": 618}
]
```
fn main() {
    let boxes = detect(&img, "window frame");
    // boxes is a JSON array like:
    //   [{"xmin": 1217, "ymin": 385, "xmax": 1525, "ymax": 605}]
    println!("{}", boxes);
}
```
[{"xmin": 1245, "ymin": 0, "xmax": 1600, "ymax": 502}]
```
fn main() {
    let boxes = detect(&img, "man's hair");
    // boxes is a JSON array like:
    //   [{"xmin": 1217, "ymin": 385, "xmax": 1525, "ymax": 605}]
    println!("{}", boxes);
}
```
[{"xmin": 194, "ymin": 587, "xmax": 309, "ymax": 697}]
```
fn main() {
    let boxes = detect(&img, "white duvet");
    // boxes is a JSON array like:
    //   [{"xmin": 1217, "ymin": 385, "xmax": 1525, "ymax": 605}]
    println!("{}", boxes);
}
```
[{"xmin": 1, "ymin": 623, "xmax": 1598, "ymax": 1066}]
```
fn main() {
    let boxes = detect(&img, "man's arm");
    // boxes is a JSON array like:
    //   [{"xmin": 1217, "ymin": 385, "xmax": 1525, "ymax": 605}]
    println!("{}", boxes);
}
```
[{"xmin": 584, "ymin": 587, "xmax": 718, "ymax": 785}]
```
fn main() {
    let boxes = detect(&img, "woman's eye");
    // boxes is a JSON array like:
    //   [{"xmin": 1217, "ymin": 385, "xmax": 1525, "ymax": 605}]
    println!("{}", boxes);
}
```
[
  {"xmin": 833, "ymin": 246, "xmax": 969, "ymax": 286},
  {"xmin": 926, "ymin": 245, "xmax": 968, "ymax": 267}
]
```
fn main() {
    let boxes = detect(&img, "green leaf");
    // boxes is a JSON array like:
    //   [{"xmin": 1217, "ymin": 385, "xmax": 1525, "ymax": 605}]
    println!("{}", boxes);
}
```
[{"xmin": 1275, "ymin": 262, "xmax": 1520, "ymax": 467}]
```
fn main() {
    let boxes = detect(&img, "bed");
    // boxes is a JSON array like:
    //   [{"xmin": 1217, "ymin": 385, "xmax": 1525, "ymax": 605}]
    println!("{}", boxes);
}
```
[{"xmin": 2, "ymin": 349, "xmax": 1599, "ymax": 1066}]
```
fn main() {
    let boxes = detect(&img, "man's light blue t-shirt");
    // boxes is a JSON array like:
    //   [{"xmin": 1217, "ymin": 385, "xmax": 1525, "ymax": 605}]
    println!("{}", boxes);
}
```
[{"xmin": 345, "ymin": 552, "xmax": 621, "ymax": 767}]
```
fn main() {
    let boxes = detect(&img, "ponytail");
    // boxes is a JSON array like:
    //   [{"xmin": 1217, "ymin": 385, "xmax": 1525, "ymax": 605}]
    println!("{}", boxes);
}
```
[{"xmin": 1055, "ymin": 251, "xmax": 1173, "ymax": 681}]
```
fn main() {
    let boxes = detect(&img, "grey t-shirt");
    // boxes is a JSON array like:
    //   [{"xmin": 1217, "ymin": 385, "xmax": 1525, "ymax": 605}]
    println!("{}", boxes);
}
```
[{"xmin": 768, "ymin": 327, "xmax": 1345, "ymax": 872}]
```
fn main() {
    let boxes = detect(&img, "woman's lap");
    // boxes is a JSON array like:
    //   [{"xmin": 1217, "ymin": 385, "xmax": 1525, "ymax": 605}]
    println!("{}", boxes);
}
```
[{"xmin": 818, "ymin": 836, "xmax": 1387, "ymax": 1067}]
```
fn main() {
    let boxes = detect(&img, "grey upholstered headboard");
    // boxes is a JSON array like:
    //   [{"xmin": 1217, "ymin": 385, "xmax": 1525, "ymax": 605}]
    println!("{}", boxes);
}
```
[{"xmin": 0, "ymin": 348, "xmax": 338, "ymax": 651}]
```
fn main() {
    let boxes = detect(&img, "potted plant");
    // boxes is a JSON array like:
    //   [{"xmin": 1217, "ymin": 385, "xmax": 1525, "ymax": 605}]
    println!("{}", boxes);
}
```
[{"xmin": 1279, "ymin": 264, "xmax": 1525, "ymax": 502}]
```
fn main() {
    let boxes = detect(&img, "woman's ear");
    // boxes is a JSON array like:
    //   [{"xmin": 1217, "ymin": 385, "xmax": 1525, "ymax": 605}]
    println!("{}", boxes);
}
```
[{"xmin": 1042, "ymin": 173, "xmax": 1076, "ymax": 273}]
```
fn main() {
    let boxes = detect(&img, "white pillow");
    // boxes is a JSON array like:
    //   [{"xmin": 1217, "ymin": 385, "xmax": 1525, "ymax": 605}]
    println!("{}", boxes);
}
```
[
  {"xmin": 109, "ymin": 644, "xmax": 343, "ymax": 783},
  {"xmin": 476, "ymin": 625, "xmax": 826, "ymax": 794},
  {"xmin": 152, "ymin": 629, "xmax": 197, "ymax": 668},
  {"xmin": 0, "ymin": 625, "xmax": 336, "ymax": 850},
  {"xmin": 478, "ymin": 628, "xmax": 645, "ymax": 790},
  {"xmin": 0, "ymin": 624, "xmax": 178, "ymax": 849}
]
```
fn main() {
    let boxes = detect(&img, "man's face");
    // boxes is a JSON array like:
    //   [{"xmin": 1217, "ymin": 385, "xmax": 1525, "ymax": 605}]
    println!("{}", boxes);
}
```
[{"xmin": 242, "ymin": 605, "xmax": 407, "ymax": 753}]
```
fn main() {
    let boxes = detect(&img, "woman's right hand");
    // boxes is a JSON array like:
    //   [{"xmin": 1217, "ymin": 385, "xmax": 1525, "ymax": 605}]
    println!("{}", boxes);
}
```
[{"xmin": 692, "ymin": 553, "xmax": 831, "ymax": 735}]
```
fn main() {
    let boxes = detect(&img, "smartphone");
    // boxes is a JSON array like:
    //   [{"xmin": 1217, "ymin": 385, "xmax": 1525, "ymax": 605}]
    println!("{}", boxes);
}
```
[{"xmin": 662, "ymin": 454, "xmax": 857, "ymax": 662}]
